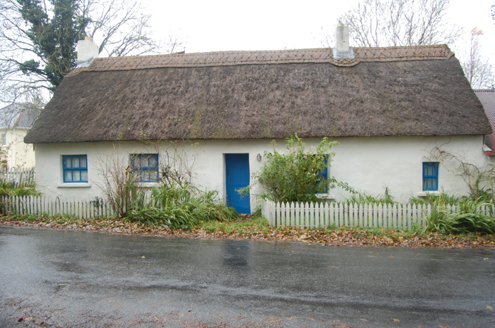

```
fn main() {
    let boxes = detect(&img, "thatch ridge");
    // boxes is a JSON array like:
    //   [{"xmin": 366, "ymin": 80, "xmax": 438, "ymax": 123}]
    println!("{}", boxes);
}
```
[{"xmin": 66, "ymin": 45, "xmax": 454, "ymax": 77}]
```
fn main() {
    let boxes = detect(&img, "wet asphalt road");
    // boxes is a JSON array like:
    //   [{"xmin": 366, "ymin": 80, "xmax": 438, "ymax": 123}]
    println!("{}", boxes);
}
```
[{"xmin": 0, "ymin": 227, "xmax": 494, "ymax": 328}]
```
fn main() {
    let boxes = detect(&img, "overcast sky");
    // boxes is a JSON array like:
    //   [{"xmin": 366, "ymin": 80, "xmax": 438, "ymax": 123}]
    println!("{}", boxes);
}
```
[{"xmin": 145, "ymin": 0, "xmax": 495, "ymax": 65}]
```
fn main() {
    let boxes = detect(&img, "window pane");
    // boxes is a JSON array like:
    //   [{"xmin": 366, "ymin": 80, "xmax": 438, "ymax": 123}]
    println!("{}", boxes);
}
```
[
  {"xmin": 72, "ymin": 157, "xmax": 80, "ymax": 168},
  {"xmin": 73, "ymin": 170, "xmax": 81, "ymax": 181},
  {"xmin": 149, "ymin": 170, "xmax": 158, "ymax": 182},
  {"xmin": 149, "ymin": 156, "xmax": 157, "ymax": 168},
  {"xmin": 65, "ymin": 158, "xmax": 72, "ymax": 168},
  {"xmin": 80, "ymin": 157, "xmax": 87, "ymax": 168},
  {"xmin": 142, "ymin": 171, "xmax": 150, "ymax": 182},
  {"xmin": 81, "ymin": 170, "xmax": 88, "ymax": 181},
  {"xmin": 65, "ymin": 171, "xmax": 72, "ymax": 182}
]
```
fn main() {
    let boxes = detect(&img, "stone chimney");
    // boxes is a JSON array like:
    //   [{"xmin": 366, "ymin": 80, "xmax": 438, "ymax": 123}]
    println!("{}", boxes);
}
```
[
  {"xmin": 77, "ymin": 36, "xmax": 99, "ymax": 67},
  {"xmin": 333, "ymin": 23, "xmax": 354, "ymax": 59}
]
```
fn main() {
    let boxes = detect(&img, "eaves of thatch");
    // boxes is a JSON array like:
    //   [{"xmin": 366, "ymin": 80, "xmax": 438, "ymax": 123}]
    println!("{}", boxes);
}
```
[{"xmin": 25, "ymin": 45, "xmax": 492, "ymax": 144}]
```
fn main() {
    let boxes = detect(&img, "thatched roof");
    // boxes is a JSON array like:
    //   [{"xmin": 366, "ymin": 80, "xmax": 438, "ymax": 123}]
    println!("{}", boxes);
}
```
[{"xmin": 25, "ymin": 45, "xmax": 491, "ymax": 144}]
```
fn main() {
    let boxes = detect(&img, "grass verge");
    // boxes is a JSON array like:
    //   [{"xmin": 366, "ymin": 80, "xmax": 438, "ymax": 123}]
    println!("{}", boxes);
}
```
[{"xmin": 1, "ymin": 213, "xmax": 494, "ymax": 248}]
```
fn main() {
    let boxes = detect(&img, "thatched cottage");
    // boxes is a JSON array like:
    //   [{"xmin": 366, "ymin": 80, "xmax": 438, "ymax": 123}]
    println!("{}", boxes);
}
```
[{"xmin": 25, "ymin": 30, "xmax": 492, "ymax": 213}]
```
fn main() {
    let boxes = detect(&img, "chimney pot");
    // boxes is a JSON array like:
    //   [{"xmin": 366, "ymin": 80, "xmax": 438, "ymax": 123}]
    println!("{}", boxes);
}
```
[
  {"xmin": 77, "ymin": 38, "xmax": 99, "ymax": 67},
  {"xmin": 333, "ymin": 24, "xmax": 354, "ymax": 59}
]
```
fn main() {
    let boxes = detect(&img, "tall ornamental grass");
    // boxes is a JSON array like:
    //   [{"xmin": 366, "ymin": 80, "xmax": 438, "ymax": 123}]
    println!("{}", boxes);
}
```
[
  {"xmin": 426, "ymin": 197, "xmax": 495, "ymax": 234},
  {"xmin": 127, "ymin": 184, "xmax": 238, "ymax": 229}
]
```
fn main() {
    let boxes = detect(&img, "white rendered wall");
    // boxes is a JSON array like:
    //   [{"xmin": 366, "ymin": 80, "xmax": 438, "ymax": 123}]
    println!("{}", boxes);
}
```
[{"xmin": 34, "ymin": 135, "xmax": 487, "ymax": 207}]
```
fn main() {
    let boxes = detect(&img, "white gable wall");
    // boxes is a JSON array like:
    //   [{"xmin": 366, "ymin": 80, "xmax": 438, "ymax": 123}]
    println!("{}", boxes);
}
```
[{"xmin": 34, "ymin": 135, "xmax": 486, "ymax": 206}]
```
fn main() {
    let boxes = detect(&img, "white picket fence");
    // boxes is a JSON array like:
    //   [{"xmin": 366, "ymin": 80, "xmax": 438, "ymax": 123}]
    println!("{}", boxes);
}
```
[
  {"xmin": 2, "ymin": 196, "xmax": 495, "ymax": 228},
  {"xmin": 261, "ymin": 201, "xmax": 495, "ymax": 229},
  {"xmin": 0, "ymin": 167, "xmax": 35, "ymax": 187},
  {"xmin": 0, "ymin": 195, "xmax": 116, "ymax": 219}
]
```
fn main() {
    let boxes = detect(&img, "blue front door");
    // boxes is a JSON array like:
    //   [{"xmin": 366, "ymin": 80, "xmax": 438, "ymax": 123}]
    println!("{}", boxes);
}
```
[{"xmin": 225, "ymin": 154, "xmax": 250, "ymax": 214}]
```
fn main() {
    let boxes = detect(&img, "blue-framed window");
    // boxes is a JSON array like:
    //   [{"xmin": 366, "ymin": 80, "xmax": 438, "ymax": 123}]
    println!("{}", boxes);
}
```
[
  {"xmin": 423, "ymin": 162, "xmax": 439, "ymax": 191},
  {"xmin": 317, "ymin": 156, "xmax": 329, "ymax": 193},
  {"xmin": 63, "ymin": 155, "xmax": 88, "ymax": 183},
  {"xmin": 130, "ymin": 154, "xmax": 159, "ymax": 183}
]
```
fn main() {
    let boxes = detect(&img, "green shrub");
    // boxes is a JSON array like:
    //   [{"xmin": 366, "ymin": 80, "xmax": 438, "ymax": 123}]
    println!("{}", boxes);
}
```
[
  {"xmin": 0, "ymin": 180, "xmax": 39, "ymax": 197},
  {"xmin": 241, "ymin": 134, "xmax": 354, "ymax": 203}
]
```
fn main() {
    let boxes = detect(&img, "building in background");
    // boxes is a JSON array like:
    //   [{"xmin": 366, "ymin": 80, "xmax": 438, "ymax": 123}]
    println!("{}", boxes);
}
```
[{"xmin": 0, "ymin": 103, "xmax": 41, "ymax": 168}]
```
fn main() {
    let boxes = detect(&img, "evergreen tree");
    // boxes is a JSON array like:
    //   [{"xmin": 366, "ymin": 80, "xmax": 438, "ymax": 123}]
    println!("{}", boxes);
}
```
[{"xmin": 17, "ymin": 0, "xmax": 90, "ymax": 90}]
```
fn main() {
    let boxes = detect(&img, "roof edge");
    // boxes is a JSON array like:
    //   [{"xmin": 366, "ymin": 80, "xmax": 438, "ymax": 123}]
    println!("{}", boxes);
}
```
[{"xmin": 65, "ymin": 44, "xmax": 454, "ymax": 77}]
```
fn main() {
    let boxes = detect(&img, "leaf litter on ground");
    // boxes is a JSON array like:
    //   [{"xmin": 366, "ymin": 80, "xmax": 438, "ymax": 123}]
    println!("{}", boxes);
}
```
[{"xmin": 1, "ymin": 214, "xmax": 494, "ymax": 249}]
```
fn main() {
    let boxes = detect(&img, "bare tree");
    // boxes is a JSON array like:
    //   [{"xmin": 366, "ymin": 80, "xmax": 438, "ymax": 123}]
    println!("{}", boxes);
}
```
[
  {"xmin": 337, "ymin": 0, "xmax": 462, "ymax": 47},
  {"xmin": 79, "ymin": 0, "xmax": 159, "ymax": 57},
  {"xmin": 318, "ymin": 26, "xmax": 334, "ymax": 48},
  {"xmin": 0, "ymin": 0, "xmax": 52, "ymax": 104},
  {"xmin": 461, "ymin": 28, "xmax": 494, "ymax": 89},
  {"xmin": 164, "ymin": 34, "xmax": 186, "ymax": 54},
  {"xmin": 0, "ymin": 0, "xmax": 159, "ymax": 107}
]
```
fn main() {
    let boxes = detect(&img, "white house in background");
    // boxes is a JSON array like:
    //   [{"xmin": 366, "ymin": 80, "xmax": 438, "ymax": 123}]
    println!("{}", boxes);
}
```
[
  {"xmin": 0, "ymin": 103, "xmax": 40, "ymax": 168},
  {"xmin": 24, "ymin": 26, "xmax": 492, "ymax": 214}
]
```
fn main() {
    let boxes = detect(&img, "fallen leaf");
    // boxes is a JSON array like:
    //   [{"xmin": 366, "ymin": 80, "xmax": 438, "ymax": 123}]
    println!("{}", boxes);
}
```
[
  {"xmin": 484, "ymin": 258, "xmax": 489, "ymax": 260},
  {"xmin": 361, "ymin": 318, "xmax": 368, "ymax": 321},
  {"xmin": 140, "ymin": 256, "xmax": 145, "ymax": 258},
  {"xmin": 394, "ymin": 318, "xmax": 400, "ymax": 322},
  {"xmin": 487, "ymin": 306, "xmax": 493, "ymax": 310}
]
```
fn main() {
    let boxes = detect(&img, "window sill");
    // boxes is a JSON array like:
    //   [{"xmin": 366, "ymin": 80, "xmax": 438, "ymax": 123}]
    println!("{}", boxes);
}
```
[
  {"xmin": 136, "ymin": 182, "xmax": 159, "ymax": 188},
  {"xmin": 316, "ymin": 194, "xmax": 335, "ymax": 200},
  {"xmin": 416, "ymin": 191, "xmax": 440, "ymax": 197},
  {"xmin": 57, "ymin": 183, "xmax": 91, "ymax": 188}
]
